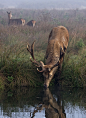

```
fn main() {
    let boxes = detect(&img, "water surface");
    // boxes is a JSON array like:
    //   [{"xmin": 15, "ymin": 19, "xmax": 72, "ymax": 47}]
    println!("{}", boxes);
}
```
[{"xmin": 0, "ymin": 86, "xmax": 86, "ymax": 118}]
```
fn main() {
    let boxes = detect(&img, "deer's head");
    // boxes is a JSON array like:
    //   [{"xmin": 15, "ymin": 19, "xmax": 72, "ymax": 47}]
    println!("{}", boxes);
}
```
[
  {"xmin": 7, "ymin": 11, "xmax": 12, "ymax": 19},
  {"xmin": 27, "ymin": 40, "xmax": 59, "ymax": 88}
]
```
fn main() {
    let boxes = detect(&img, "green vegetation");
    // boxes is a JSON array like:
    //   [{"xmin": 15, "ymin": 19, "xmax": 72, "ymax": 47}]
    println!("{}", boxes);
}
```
[
  {"xmin": 61, "ymin": 49, "xmax": 86, "ymax": 87},
  {"xmin": 0, "ymin": 9, "xmax": 86, "ymax": 88},
  {"xmin": 76, "ymin": 38, "xmax": 85, "ymax": 49}
]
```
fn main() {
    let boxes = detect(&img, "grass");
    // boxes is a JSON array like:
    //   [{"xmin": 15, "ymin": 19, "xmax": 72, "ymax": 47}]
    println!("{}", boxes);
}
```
[
  {"xmin": 0, "ymin": 8, "xmax": 86, "ymax": 88},
  {"xmin": 61, "ymin": 49, "xmax": 86, "ymax": 87}
]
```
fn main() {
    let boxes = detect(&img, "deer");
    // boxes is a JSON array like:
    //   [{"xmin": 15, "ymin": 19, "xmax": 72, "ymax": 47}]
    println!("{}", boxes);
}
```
[
  {"xmin": 27, "ymin": 20, "xmax": 36, "ymax": 27},
  {"xmin": 7, "ymin": 11, "xmax": 25, "ymax": 26},
  {"xmin": 27, "ymin": 26, "xmax": 69, "ymax": 88}
]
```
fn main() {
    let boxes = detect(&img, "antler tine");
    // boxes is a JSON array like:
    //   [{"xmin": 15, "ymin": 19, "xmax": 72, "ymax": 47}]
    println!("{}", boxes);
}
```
[
  {"xmin": 30, "ymin": 57, "xmax": 40, "ymax": 67},
  {"xmin": 27, "ymin": 40, "xmax": 41, "ymax": 67},
  {"xmin": 31, "ymin": 40, "xmax": 36, "ymax": 60},
  {"xmin": 27, "ymin": 40, "xmax": 36, "ymax": 59},
  {"xmin": 37, "ymin": 68, "xmax": 44, "ymax": 72},
  {"xmin": 27, "ymin": 44, "xmax": 31, "ymax": 53}
]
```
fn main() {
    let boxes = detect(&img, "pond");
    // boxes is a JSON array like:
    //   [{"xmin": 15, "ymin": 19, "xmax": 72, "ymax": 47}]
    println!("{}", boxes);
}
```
[{"xmin": 0, "ymin": 86, "xmax": 86, "ymax": 118}]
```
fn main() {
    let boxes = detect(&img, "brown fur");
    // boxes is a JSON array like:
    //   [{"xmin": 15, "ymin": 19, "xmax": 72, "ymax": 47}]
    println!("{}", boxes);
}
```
[
  {"xmin": 7, "ymin": 11, "xmax": 25, "ymax": 26},
  {"xmin": 43, "ymin": 26, "xmax": 69, "ymax": 87},
  {"xmin": 27, "ymin": 20, "xmax": 36, "ymax": 27},
  {"xmin": 27, "ymin": 26, "xmax": 69, "ymax": 88}
]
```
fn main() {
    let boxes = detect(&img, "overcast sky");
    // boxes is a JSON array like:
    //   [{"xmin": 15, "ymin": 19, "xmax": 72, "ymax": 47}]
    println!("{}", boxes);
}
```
[{"xmin": 0, "ymin": 0, "xmax": 86, "ymax": 9}]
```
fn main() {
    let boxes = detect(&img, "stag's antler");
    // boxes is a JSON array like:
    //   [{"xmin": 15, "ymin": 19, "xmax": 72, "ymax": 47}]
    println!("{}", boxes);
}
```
[
  {"xmin": 37, "ymin": 61, "xmax": 60, "ymax": 73},
  {"xmin": 27, "ymin": 40, "xmax": 41, "ymax": 67},
  {"xmin": 27, "ymin": 40, "xmax": 60, "ymax": 73}
]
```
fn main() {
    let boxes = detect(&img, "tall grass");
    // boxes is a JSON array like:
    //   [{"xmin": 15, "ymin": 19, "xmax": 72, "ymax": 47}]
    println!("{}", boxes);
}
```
[
  {"xmin": 61, "ymin": 48, "xmax": 86, "ymax": 87},
  {"xmin": 0, "ymin": 9, "xmax": 86, "ymax": 88}
]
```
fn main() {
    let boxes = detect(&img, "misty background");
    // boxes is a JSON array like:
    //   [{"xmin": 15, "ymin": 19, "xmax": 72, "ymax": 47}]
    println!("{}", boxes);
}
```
[{"xmin": 0, "ymin": 0, "xmax": 86, "ymax": 9}]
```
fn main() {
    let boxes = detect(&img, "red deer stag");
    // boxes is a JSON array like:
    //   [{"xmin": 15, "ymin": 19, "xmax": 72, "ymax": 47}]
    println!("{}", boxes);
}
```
[
  {"xmin": 7, "ymin": 11, "xmax": 25, "ymax": 26},
  {"xmin": 27, "ymin": 20, "xmax": 36, "ymax": 27},
  {"xmin": 27, "ymin": 26, "xmax": 69, "ymax": 88}
]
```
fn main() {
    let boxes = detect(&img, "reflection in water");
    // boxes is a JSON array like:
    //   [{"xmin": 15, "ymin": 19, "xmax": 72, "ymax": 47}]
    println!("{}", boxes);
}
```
[
  {"xmin": 31, "ymin": 88, "xmax": 66, "ymax": 118},
  {"xmin": 0, "ymin": 87, "xmax": 86, "ymax": 118}
]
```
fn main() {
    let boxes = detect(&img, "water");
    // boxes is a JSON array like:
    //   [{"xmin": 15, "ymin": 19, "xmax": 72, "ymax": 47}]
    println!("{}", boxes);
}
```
[{"xmin": 0, "ymin": 86, "xmax": 86, "ymax": 118}]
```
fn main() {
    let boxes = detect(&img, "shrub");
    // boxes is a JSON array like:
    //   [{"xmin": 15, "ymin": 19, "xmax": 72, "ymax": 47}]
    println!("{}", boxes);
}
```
[{"xmin": 76, "ymin": 38, "xmax": 85, "ymax": 49}]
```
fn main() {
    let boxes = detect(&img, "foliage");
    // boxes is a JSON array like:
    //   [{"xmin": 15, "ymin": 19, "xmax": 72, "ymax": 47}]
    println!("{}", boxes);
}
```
[
  {"xmin": 0, "ymin": 8, "xmax": 86, "ymax": 88},
  {"xmin": 7, "ymin": 76, "xmax": 14, "ymax": 82},
  {"xmin": 76, "ymin": 38, "xmax": 85, "ymax": 49},
  {"xmin": 61, "ymin": 50, "xmax": 86, "ymax": 87}
]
